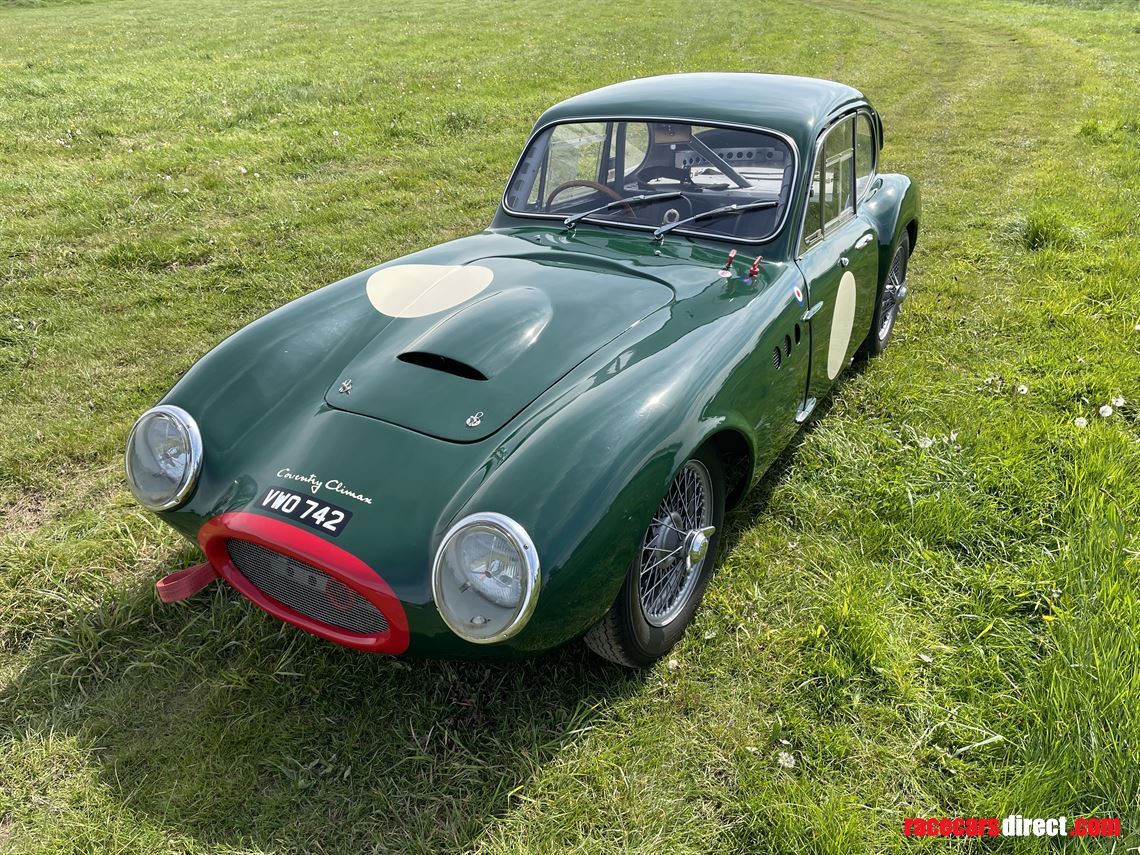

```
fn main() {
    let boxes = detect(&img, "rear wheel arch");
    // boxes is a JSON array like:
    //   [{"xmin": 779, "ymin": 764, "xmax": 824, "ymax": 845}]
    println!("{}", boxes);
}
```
[{"xmin": 862, "ymin": 173, "xmax": 919, "ymax": 292}]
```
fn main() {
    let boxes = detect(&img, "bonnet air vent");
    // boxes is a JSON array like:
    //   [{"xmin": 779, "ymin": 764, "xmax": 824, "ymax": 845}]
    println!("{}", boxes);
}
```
[{"xmin": 397, "ymin": 351, "xmax": 488, "ymax": 381}]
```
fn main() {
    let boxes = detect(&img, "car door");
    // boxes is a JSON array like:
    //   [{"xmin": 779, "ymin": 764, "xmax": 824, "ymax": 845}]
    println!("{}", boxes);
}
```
[{"xmin": 795, "ymin": 114, "xmax": 880, "ymax": 412}]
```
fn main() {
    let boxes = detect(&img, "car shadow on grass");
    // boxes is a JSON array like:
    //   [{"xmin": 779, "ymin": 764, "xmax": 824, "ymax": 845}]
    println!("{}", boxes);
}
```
[
  {"xmin": 0, "ymin": 575, "xmax": 645, "ymax": 852},
  {"xmin": 0, "ymin": 359, "xmax": 869, "ymax": 851}
]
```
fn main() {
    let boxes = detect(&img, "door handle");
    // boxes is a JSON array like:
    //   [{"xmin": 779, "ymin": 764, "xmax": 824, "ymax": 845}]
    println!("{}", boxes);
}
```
[
  {"xmin": 855, "ymin": 233, "xmax": 874, "ymax": 249},
  {"xmin": 837, "ymin": 256, "xmax": 849, "ymax": 268},
  {"xmin": 801, "ymin": 301, "xmax": 823, "ymax": 321}
]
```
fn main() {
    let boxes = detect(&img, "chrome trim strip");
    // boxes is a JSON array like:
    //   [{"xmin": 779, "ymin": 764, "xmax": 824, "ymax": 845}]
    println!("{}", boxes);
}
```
[
  {"xmin": 431, "ymin": 511, "xmax": 542, "ymax": 644},
  {"xmin": 499, "ymin": 114, "xmax": 801, "ymax": 246}
]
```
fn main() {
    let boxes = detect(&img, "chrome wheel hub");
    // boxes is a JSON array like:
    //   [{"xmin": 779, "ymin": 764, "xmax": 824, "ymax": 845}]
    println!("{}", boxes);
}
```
[
  {"xmin": 638, "ymin": 460, "xmax": 715, "ymax": 627},
  {"xmin": 686, "ymin": 527, "xmax": 713, "ymax": 566}
]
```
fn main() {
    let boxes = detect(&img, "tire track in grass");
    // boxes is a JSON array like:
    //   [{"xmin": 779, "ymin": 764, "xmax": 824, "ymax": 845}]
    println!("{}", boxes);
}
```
[
  {"xmin": 711, "ymin": 1, "xmax": 1112, "ymax": 851},
  {"xmin": 781, "ymin": 0, "xmax": 1138, "ymax": 846}
]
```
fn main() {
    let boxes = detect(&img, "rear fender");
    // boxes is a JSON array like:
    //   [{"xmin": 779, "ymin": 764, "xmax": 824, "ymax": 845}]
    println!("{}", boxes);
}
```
[{"xmin": 860, "ymin": 173, "xmax": 920, "ymax": 291}]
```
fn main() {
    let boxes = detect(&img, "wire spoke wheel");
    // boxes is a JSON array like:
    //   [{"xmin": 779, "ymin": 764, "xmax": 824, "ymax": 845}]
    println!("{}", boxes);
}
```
[
  {"xmin": 878, "ymin": 239, "xmax": 908, "ymax": 342},
  {"xmin": 637, "ymin": 460, "xmax": 713, "ymax": 626},
  {"xmin": 585, "ymin": 447, "xmax": 724, "ymax": 667}
]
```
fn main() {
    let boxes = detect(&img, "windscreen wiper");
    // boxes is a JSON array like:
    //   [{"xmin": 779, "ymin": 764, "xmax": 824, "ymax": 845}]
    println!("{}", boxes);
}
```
[
  {"xmin": 564, "ymin": 191, "xmax": 683, "ymax": 229},
  {"xmin": 652, "ymin": 199, "xmax": 778, "ymax": 241}
]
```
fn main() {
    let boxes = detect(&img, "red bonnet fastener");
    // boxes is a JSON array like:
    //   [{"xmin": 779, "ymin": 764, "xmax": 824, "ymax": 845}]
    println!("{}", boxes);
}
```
[
  {"xmin": 156, "ymin": 561, "xmax": 220, "ymax": 603},
  {"xmin": 749, "ymin": 256, "xmax": 762, "ymax": 278}
]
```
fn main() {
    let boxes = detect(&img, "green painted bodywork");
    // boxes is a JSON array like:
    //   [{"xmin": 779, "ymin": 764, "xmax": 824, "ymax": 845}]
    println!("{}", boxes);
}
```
[{"xmin": 150, "ymin": 74, "xmax": 920, "ymax": 657}]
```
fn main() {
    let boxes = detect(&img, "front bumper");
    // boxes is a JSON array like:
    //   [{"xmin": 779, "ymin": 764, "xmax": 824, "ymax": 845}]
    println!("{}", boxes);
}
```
[{"xmin": 168, "ymin": 512, "xmax": 411, "ymax": 654}]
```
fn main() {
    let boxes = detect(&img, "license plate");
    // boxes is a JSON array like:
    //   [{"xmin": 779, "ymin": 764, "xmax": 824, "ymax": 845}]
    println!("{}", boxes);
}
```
[{"xmin": 256, "ymin": 487, "xmax": 353, "ymax": 537}]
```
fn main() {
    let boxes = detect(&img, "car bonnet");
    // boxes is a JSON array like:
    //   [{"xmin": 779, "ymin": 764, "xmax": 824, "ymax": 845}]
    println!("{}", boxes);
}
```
[{"xmin": 323, "ymin": 255, "xmax": 674, "ymax": 441}]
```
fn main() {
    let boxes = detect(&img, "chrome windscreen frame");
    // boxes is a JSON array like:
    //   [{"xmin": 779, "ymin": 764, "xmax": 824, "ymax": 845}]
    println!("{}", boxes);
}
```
[{"xmin": 500, "ymin": 115, "xmax": 801, "ymax": 246}]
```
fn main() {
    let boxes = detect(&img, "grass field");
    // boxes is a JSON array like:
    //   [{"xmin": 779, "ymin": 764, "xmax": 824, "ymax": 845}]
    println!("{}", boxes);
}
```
[{"xmin": 2, "ymin": 0, "xmax": 1139, "ymax": 851}]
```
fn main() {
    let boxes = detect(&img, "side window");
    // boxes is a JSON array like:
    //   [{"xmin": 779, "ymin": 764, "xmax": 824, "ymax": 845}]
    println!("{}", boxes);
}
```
[
  {"xmin": 855, "ymin": 113, "xmax": 875, "ymax": 199},
  {"xmin": 800, "ymin": 116, "xmax": 857, "ymax": 253},
  {"xmin": 821, "ymin": 116, "xmax": 854, "ymax": 227}
]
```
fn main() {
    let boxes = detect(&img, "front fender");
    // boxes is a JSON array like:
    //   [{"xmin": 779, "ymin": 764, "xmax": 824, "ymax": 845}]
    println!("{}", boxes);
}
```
[{"xmin": 447, "ymin": 292, "xmax": 766, "ymax": 653}]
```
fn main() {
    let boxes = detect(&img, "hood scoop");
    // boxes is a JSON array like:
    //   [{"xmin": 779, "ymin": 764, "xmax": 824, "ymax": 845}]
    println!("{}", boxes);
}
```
[
  {"xmin": 397, "ymin": 351, "xmax": 488, "ymax": 382},
  {"xmin": 325, "ymin": 256, "xmax": 674, "ymax": 442}
]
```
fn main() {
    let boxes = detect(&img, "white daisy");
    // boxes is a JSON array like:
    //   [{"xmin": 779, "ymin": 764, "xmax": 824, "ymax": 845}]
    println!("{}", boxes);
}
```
[
  {"xmin": 1099, "ymin": 404, "xmax": 1113, "ymax": 418},
  {"xmin": 1111, "ymin": 396, "xmax": 1124, "ymax": 408},
  {"xmin": 1074, "ymin": 417, "xmax": 1088, "ymax": 428},
  {"xmin": 777, "ymin": 751, "xmax": 796, "ymax": 769}
]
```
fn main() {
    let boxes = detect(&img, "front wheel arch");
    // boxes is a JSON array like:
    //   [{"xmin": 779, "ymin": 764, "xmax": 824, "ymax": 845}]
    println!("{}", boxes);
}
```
[
  {"xmin": 584, "ymin": 443, "xmax": 728, "ymax": 667},
  {"xmin": 704, "ymin": 428, "xmax": 754, "ymax": 510}
]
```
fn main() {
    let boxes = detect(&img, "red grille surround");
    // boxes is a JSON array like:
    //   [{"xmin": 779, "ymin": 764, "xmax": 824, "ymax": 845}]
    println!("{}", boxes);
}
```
[{"xmin": 198, "ymin": 512, "xmax": 410, "ymax": 654}]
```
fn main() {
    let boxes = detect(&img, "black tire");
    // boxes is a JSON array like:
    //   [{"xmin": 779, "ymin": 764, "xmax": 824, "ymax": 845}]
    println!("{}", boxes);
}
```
[
  {"xmin": 584, "ymin": 446, "xmax": 726, "ymax": 667},
  {"xmin": 861, "ymin": 232, "xmax": 910, "ymax": 357}
]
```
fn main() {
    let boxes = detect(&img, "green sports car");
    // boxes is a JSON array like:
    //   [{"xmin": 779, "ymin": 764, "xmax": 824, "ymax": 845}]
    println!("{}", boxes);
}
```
[{"xmin": 125, "ymin": 73, "xmax": 919, "ymax": 666}]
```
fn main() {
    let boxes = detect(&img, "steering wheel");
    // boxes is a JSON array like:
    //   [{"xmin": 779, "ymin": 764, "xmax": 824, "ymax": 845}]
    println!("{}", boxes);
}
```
[{"xmin": 546, "ymin": 180, "xmax": 632, "ymax": 214}]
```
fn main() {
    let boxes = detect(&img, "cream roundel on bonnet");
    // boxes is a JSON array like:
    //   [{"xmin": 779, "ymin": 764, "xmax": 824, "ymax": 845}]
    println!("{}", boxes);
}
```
[{"xmin": 366, "ymin": 264, "xmax": 494, "ymax": 318}]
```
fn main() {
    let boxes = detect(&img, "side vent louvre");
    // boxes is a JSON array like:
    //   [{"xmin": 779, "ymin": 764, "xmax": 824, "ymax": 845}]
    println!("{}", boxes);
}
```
[{"xmin": 397, "ymin": 351, "xmax": 488, "ymax": 381}]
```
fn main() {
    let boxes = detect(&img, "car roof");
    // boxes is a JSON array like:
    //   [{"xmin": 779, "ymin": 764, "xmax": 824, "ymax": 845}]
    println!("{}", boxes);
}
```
[{"xmin": 534, "ymin": 73, "xmax": 867, "ymax": 151}]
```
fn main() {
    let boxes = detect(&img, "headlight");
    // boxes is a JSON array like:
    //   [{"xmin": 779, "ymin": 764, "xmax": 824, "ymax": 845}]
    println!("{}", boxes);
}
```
[
  {"xmin": 124, "ymin": 405, "xmax": 203, "ymax": 511},
  {"xmin": 432, "ymin": 512, "xmax": 541, "ymax": 643}
]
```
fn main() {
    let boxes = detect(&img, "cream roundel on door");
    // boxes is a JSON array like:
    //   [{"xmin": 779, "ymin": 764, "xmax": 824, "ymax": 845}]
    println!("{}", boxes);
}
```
[
  {"xmin": 366, "ymin": 264, "xmax": 494, "ymax": 318},
  {"xmin": 826, "ymin": 271, "xmax": 857, "ymax": 380}
]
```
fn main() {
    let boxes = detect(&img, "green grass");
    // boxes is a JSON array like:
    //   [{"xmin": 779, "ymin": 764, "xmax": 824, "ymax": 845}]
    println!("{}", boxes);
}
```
[{"xmin": 1, "ymin": 0, "xmax": 1139, "ymax": 851}]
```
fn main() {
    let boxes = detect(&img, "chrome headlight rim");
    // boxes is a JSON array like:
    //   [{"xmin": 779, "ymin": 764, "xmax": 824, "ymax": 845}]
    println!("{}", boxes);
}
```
[
  {"xmin": 431, "ymin": 511, "xmax": 541, "ymax": 644},
  {"xmin": 124, "ymin": 404, "xmax": 203, "ymax": 511}
]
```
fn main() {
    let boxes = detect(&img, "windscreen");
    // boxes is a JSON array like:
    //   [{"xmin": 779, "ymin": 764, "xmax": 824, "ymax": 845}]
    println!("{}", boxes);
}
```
[{"xmin": 504, "ymin": 120, "xmax": 795, "ymax": 241}]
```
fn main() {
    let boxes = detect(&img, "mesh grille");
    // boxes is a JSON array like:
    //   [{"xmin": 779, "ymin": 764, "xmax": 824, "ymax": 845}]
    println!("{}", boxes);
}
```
[{"xmin": 226, "ymin": 539, "xmax": 389, "ymax": 636}]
